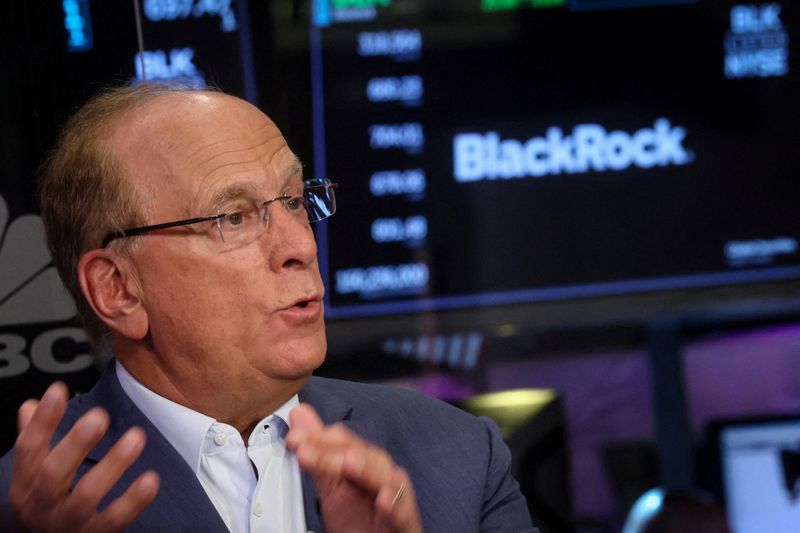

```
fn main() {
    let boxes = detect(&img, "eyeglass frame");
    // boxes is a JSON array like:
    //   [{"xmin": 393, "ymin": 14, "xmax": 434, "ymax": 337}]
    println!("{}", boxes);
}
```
[{"xmin": 101, "ymin": 178, "xmax": 337, "ymax": 248}]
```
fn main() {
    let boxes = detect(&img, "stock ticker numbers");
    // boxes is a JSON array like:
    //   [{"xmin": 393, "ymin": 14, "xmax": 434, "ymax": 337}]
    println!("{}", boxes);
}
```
[
  {"xmin": 315, "ymin": 20, "xmax": 432, "ymax": 310},
  {"xmin": 312, "ymin": 1, "xmax": 800, "ymax": 318},
  {"xmin": 143, "ymin": 0, "xmax": 238, "ymax": 32},
  {"xmin": 134, "ymin": 0, "xmax": 247, "ymax": 96}
]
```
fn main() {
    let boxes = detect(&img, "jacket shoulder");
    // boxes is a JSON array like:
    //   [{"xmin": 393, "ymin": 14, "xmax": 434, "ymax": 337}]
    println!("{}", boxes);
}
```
[
  {"xmin": 302, "ymin": 377, "xmax": 535, "ymax": 531},
  {"xmin": 303, "ymin": 376, "xmax": 484, "ymax": 432}
]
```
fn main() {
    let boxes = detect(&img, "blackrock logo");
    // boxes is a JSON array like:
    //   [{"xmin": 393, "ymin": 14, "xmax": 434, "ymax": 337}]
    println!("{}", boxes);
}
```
[
  {"xmin": 453, "ymin": 118, "xmax": 693, "ymax": 182},
  {"xmin": 0, "ymin": 195, "xmax": 91, "ymax": 378}
]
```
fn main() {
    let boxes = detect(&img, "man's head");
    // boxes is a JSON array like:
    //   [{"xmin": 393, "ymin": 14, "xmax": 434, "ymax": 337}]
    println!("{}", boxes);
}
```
[
  {"xmin": 39, "ymin": 84, "xmax": 165, "ymax": 353},
  {"xmin": 40, "ymin": 84, "xmax": 327, "ymax": 411}
]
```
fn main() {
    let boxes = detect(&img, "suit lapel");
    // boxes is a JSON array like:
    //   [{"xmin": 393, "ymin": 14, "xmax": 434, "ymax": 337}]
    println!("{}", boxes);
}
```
[
  {"xmin": 298, "ymin": 377, "xmax": 382, "ymax": 533},
  {"xmin": 73, "ymin": 363, "xmax": 228, "ymax": 532},
  {"xmin": 72, "ymin": 370, "xmax": 381, "ymax": 532}
]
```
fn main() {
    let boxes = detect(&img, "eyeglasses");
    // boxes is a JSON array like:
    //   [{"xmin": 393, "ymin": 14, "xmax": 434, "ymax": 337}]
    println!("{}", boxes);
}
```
[{"xmin": 101, "ymin": 178, "xmax": 337, "ymax": 250}]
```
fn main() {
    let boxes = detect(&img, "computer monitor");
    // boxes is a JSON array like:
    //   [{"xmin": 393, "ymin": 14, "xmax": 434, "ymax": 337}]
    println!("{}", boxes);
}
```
[{"xmin": 711, "ymin": 415, "xmax": 800, "ymax": 532}]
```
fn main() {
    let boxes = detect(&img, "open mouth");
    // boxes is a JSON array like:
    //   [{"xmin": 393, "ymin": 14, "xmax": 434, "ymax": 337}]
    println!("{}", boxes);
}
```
[
  {"xmin": 286, "ymin": 295, "xmax": 320, "ymax": 311},
  {"xmin": 278, "ymin": 296, "xmax": 322, "ymax": 324}
]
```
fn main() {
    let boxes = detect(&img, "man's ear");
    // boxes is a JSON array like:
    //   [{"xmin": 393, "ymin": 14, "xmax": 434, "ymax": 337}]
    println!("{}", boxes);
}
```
[{"xmin": 78, "ymin": 249, "xmax": 149, "ymax": 340}]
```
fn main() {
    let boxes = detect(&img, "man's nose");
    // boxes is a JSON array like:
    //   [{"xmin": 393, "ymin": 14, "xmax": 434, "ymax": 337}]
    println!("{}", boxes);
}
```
[{"xmin": 262, "ymin": 204, "xmax": 318, "ymax": 271}]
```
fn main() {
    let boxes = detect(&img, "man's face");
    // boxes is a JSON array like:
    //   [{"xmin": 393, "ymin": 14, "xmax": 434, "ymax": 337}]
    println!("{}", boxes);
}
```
[{"xmin": 111, "ymin": 93, "xmax": 326, "ymax": 396}]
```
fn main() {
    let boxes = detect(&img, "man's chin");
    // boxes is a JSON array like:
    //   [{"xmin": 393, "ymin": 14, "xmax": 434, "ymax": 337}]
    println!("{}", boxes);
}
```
[{"xmin": 271, "ymin": 336, "xmax": 327, "ymax": 380}]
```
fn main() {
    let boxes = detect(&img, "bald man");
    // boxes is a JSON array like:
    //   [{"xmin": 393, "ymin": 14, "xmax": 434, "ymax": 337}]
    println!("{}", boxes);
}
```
[{"xmin": 0, "ymin": 84, "xmax": 534, "ymax": 532}]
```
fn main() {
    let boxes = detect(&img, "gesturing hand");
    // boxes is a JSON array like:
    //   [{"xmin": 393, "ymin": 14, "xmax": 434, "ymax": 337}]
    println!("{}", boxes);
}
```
[
  {"xmin": 8, "ymin": 382, "xmax": 159, "ymax": 532},
  {"xmin": 286, "ymin": 404, "xmax": 422, "ymax": 533}
]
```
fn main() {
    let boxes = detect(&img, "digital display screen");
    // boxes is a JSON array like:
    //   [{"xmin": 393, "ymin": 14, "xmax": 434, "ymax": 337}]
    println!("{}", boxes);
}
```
[
  {"xmin": 134, "ymin": 0, "xmax": 255, "ymax": 100},
  {"xmin": 309, "ymin": 1, "xmax": 800, "ymax": 319},
  {"xmin": 720, "ymin": 419, "xmax": 800, "ymax": 532}
]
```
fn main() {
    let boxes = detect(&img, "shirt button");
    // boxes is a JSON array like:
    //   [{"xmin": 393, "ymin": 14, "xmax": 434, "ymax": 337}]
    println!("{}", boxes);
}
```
[
  {"xmin": 214, "ymin": 432, "xmax": 228, "ymax": 446},
  {"xmin": 253, "ymin": 503, "xmax": 263, "ymax": 517}
]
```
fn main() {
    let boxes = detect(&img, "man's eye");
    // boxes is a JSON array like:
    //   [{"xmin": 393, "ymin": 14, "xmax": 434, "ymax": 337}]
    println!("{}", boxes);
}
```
[
  {"xmin": 285, "ymin": 197, "xmax": 304, "ymax": 211},
  {"xmin": 228, "ymin": 212, "xmax": 245, "ymax": 226},
  {"xmin": 221, "ymin": 206, "xmax": 256, "ymax": 231}
]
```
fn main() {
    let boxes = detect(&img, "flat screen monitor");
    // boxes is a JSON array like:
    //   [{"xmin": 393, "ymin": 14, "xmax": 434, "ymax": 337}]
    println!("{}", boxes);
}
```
[
  {"xmin": 713, "ymin": 415, "xmax": 800, "ymax": 532},
  {"xmin": 307, "ymin": 0, "xmax": 800, "ymax": 322}
]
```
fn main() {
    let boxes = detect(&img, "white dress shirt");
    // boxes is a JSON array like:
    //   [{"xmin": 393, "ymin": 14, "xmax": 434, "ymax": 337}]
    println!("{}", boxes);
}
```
[{"xmin": 116, "ymin": 363, "xmax": 307, "ymax": 533}]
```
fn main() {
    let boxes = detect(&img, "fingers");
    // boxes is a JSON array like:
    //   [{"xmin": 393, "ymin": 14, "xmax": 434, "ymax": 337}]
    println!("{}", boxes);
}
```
[
  {"xmin": 30, "ymin": 407, "xmax": 110, "ymax": 504},
  {"xmin": 287, "ymin": 403, "xmax": 422, "ymax": 532},
  {"xmin": 287, "ymin": 405, "xmax": 367, "ymax": 479},
  {"xmin": 65, "ymin": 427, "xmax": 149, "ymax": 522},
  {"xmin": 288, "ymin": 402, "xmax": 325, "ymax": 432},
  {"xmin": 287, "ymin": 404, "xmax": 394, "ymax": 487},
  {"xmin": 342, "ymin": 448, "xmax": 419, "ymax": 529},
  {"xmin": 8, "ymin": 383, "xmax": 160, "ymax": 531},
  {"xmin": 340, "ymin": 441, "xmax": 396, "ymax": 494},
  {"xmin": 90, "ymin": 470, "xmax": 160, "ymax": 532},
  {"xmin": 17, "ymin": 399, "xmax": 38, "ymax": 433},
  {"xmin": 373, "ymin": 470, "xmax": 419, "ymax": 530},
  {"xmin": 12, "ymin": 382, "xmax": 69, "ymax": 492}
]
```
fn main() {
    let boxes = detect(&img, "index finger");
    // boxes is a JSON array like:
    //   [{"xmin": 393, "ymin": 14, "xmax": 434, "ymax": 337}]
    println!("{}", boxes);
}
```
[
  {"xmin": 12, "ymin": 382, "xmax": 69, "ymax": 489},
  {"xmin": 288, "ymin": 403, "xmax": 325, "ymax": 432},
  {"xmin": 286, "ymin": 403, "xmax": 326, "ymax": 450}
]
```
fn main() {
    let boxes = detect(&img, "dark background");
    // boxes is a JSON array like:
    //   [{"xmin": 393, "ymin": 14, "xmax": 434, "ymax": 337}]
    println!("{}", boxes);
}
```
[
  {"xmin": 319, "ymin": 3, "xmax": 800, "ymax": 312},
  {"xmin": 1, "ymin": 1, "xmax": 800, "ymax": 531}
]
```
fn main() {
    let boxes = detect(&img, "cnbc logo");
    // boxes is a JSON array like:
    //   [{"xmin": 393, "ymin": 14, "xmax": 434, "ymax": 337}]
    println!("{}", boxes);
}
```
[
  {"xmin": 0, "ymin": 195, "xmax": 92, "ymax": 378},
  {"xmin": 453, "ymin": 118, "xmax": 693, "ymax": 182}
]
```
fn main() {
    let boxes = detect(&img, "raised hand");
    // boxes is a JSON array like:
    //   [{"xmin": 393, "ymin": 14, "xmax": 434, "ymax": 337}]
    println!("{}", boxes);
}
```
[
  {"xmin": 286, "ymin": 403, "xmax": 422, "ymax": 533},
  {"xmin": 8, "ymin": 382, "xmax": 159, "ymax": 532}
]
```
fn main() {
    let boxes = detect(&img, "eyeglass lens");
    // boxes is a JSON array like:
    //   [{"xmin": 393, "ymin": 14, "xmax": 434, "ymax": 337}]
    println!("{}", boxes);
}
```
[
  {"xmin": 214, "ymin": 180, "xmax": 336, "ymax": 248},
  {"xmin": 304, "ymin": 183, "xmax": 336, "ymax": 222}
]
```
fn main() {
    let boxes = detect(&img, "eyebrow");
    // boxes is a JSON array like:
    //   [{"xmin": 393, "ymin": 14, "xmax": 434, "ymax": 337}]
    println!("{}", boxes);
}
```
[
  {"xmin": 204, "ymin": 182, "xmax": 259, "ymax": 214},
  {"xmin": 281, "ymin": 158, "xmax": 305, "ymax": 189},
  {"xmin": 202, "ymin": 158, "xmax": 305, "ymax": 214}
]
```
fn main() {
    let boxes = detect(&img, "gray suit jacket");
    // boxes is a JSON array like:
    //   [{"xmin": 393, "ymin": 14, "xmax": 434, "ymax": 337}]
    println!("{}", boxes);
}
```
[{"xmin": 1, "ymin": 363, "xmax": 535, "ymax": 532}]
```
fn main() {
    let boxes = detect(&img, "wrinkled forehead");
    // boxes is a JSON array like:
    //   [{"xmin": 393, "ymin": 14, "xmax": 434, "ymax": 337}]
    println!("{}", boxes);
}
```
[{"xmin": 109, "ymin": 92, "xmax": 300, "ymax": 217}]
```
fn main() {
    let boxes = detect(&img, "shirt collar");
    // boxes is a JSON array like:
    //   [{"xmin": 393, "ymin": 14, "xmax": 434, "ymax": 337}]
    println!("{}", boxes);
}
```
[{"xmin": 115, "ymin": 362, "xmax": 298, "ymax": 473}]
